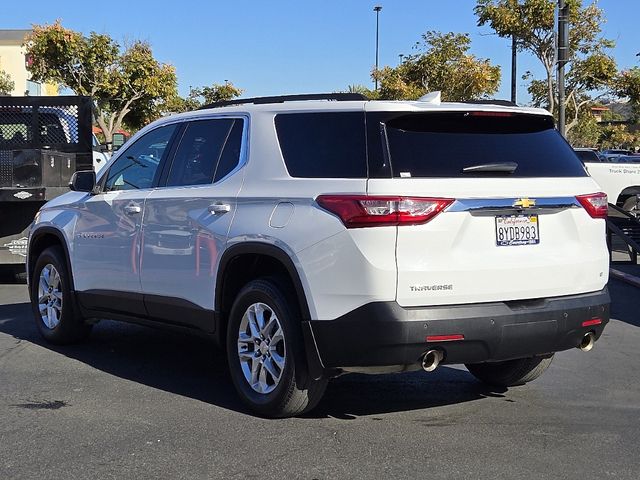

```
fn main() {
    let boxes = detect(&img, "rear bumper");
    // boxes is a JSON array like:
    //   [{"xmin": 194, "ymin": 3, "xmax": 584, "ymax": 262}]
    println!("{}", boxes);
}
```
[{"xmin": 303, "ymin": 288, "xmax": 610, "ymax": 375}]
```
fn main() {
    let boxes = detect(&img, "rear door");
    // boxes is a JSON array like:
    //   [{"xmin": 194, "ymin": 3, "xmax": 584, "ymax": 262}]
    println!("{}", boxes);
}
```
[
  {"xmin": 139, "ymin": 116, "xmax": 246, "ymax": 330},
  {"xmin": 365, "ymin": 109, "xmax": 609, "ymax": 307}
]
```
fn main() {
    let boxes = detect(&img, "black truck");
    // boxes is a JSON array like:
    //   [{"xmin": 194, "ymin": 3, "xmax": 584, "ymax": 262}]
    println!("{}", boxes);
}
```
[{"xmin": 0, "ymin": 96, "xmax": 92, "ymax": 266}]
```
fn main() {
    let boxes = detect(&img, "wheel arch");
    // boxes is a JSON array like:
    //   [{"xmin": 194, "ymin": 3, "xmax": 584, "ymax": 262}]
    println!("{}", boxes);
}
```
[
  {"xmin": 28, "ymin": 227, "xmax": 75, "ymax": 292},
  {"xmin": 616, "ymin": 186, "xmax": 640, "ymax": 206},
  {"xmin": 215, "ymin": 242, "xmax": 311, "ymax": 321}
]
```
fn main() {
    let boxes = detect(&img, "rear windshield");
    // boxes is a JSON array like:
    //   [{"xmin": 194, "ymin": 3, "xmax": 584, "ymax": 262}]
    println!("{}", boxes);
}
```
[{"xmin": 367, "ymin": 112, "xmax": 587, "ymax": 178}]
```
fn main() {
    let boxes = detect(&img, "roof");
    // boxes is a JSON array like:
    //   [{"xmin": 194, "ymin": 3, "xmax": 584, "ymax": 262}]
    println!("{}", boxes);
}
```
[{"xmin": 0, "ymin": 29, "xmax": 31, "ymax": 45}]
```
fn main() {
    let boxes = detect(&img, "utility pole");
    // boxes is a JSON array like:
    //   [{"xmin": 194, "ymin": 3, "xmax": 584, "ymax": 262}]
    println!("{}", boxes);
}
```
[
  {"xmin": 511, "ymin": 35, "xmax": 517, "ymax": 104},
  {"xmin": 557, "ymin": 0, "xmax": 569, "ymax": 137},
  {"xmin": 374, "ymin": 5, "xmax": 382, "ymax": 91}
]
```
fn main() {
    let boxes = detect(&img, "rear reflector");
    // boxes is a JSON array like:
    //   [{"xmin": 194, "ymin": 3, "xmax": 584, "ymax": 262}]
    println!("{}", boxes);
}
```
[
  {"xmin": 426, "ymin": 334, "xmax": 465, "ymax": 342},
  {"xmin": 316, "ymin": 195, "xmax": 454, "ymax": 228},
  {"xmin": 576, "ymin": 192, "xmax": 608, "ymax": 219},
  {"xmin": 582, "ymin": 318, "xmax": 602, "ymax": 327}
]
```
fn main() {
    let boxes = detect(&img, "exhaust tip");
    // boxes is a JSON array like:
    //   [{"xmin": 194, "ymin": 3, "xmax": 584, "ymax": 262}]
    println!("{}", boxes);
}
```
[
  {"xmin": 422, "ymin": 350, "xmax": 444, "ymax": 372},
  {"xmin": 578, "ymin": 332, "xmax": 596, "ymax": 352}
]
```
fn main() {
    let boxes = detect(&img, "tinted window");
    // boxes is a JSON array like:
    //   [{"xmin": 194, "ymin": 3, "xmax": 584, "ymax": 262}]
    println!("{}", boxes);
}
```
[
  {"xmin": 367, "ymin": 112, "xmax": 587, "ymax": 178},
  {"xmin": 574, "ymin": 149, "xmax": 601, "ymax": 163},
  {"xmin": 214, "ymin": 119, "xmax": 244, "ymax": 182},
  {"xmin": 275, "ymin": 112, "xmax": 366, "ymax": 178},
  {"xmin": 104, "ymin": 124, "xmax": 176, "ymax": 192},
  {"xmin": 167, "ymin": 118, "xmax": 242, "ymax": 187}
]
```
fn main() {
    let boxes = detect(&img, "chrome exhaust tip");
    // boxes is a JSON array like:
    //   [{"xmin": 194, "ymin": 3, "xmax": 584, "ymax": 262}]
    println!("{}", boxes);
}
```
[
  {"xmin": 578, "ymin": 332, "xmax": 596, "ymax": 352},
  {"xmin": 422, "ymin": 350, "xmax": 444, "ymax": 372}
]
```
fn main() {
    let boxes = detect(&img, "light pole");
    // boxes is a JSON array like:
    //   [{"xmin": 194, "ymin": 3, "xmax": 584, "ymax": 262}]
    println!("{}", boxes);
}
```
[
  {"xmin": 557, "ymin": 0, "xmax": 569, "ymax": 137},
  {"xmin": 374, "ymin": 5, "xmax": 382, "ymax": 91}
]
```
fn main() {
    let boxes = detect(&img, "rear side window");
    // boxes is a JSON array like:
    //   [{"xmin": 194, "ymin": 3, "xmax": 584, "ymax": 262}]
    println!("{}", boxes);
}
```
[
  {"xmin": 167, "ymin": 118, "xmax": 243, "ymax": 187},
  {"xmin": 275, "ymin": 112, "xmax": 366, "ymax": 178},
  {"xmin": 367, "ymin": 112, "xmax": 587, "ymax": 178}
]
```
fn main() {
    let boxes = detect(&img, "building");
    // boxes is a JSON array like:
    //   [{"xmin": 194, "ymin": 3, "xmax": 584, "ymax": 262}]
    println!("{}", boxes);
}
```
[{"xmin": 0, "ymin": 29, "xmax": 58, "ymax": 96}]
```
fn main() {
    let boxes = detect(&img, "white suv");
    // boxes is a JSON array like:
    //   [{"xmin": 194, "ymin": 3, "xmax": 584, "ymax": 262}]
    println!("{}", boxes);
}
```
[{"xmin": 27, "ymin": 93, "xmax": 611, "ymax": 417}]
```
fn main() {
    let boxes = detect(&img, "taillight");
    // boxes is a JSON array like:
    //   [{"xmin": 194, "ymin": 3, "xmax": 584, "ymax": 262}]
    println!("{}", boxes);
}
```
[
  {"xmin": 316, "ymin": 195, "xmax": 454, "ymax": 228},
  {"xmin": 576, "ymin": 192, "xmax": 608, "ymax": 219}
]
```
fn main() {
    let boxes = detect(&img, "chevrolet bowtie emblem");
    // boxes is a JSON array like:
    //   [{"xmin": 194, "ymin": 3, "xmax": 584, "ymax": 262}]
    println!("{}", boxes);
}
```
[{"xmin": 513, "ymin": 197, "xmax": 536, "ymax": 208}]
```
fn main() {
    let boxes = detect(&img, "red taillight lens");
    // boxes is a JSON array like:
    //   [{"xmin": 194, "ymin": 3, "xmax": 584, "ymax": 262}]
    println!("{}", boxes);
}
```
[
  {"xmin": 576, "ymin": 192, "xmax": 608, "ymax": 219},
  {"xmin": 316, "ymin": 195, "xmax": 454, "ymax": 228}
]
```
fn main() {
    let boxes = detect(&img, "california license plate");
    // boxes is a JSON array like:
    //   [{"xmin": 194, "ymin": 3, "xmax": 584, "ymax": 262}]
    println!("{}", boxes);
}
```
[{"xmin": 495, "ymin": 215, "xmax": 539, "ymax": 246}]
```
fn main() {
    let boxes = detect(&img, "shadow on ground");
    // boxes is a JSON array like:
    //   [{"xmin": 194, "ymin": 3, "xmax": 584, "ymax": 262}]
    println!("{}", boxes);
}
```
[
  {"xmin": 609, "ymin": 278, "xmax": 640, "ymax": 327},
  {"xmin": 0, "ymin": 301, "xmax": 506, "ymax": 419}
]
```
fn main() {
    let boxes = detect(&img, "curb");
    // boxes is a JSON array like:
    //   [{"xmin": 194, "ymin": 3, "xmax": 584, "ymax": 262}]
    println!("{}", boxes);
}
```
[{"xmin": 610, "ymin": 268, "xmax": 640, "ymax": 289}]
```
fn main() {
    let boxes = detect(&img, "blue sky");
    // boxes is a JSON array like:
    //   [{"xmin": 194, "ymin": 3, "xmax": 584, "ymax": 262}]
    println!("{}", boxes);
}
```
[{"xmin": 3, "ymin": 0, "xmax": 639, "ymax": 103}]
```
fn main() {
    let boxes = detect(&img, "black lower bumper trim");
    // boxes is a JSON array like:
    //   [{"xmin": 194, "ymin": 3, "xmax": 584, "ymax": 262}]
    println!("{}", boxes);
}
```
[{"xmin": 305, "ymin": 288, "xmax": 610, "ymax": 370}]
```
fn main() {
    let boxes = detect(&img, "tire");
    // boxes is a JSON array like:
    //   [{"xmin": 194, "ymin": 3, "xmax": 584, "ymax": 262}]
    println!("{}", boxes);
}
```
[
  {"xmin": 465, "ymin": 354, "xmax": 554, "ymax": 387},
  {"xmin": 226, "ymin": 277, "xmax": 327, "ymax": 418},
  {"xmin": 30, "ymin": 246, "xmax": 91, "ymax": 344},
  {"xmin": 622, "ymin": 196, "xmax": 640, "ymax": 217}
]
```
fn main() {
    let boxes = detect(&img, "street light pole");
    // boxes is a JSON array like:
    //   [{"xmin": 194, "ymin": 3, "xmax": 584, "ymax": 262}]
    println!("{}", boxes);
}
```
[
  {"xmin": 374, "ymin": 5, "xmax": 382, "ymax": 91},
  {"xmin": 557, "ymin": 0, "xmax": 569, "ymax": 137},
  {"xmin": 511, "ymin": 35, "xmax": 517, "ymax": 104}
]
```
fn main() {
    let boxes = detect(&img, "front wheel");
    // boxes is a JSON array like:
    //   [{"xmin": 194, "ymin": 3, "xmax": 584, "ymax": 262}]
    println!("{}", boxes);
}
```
[
  {"xmin": 30, "ymin": 246, "xmax": 91, "ymax": 344},
  {"xmin": 465, "ymin": 354, "xmax": 554, "ymax": 387},
  {"xmin": 226, "ymin": 278, "xmax": 327, "ymax": 418}
]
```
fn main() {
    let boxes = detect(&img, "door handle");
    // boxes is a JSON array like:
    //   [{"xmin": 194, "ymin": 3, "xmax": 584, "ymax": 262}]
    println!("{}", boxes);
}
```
[
  {"xmin": 208, "ymin": 203, "xmax": 231, "ymax": 214},
  {"xmin": 124, "ymin": 204, "xmax": 141, "ymax": 215}
]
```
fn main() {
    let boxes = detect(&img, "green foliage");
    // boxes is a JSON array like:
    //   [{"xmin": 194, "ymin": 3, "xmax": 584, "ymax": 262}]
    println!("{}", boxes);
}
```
[
  {"xmin": 599, "ymin": 124, "xmax": 638, "ymax": 149},
  {"xmin": 163, "ymin": 82, "xmax": 243, "ymax": 114},
  {"xmin": 25, "ymin": 21, "xmax": 177, "ymax": 141},
  {"xmin": 614, "ymin": 67, "xmax": 640, "ymax": 121},
  {"xmin": 566, "ymin": 110, "xmax": 601, "ymax": 147},
  {"xmin": 475, "ymin": 0, "xmax": 617, "ymax": 133},
  {"xmin": 0, "ymin": 70, "xmax": 14, "ymax": 95},
  {"xmin": 372, "ymin": 31, "xmax": 501, "ymax": 101}
]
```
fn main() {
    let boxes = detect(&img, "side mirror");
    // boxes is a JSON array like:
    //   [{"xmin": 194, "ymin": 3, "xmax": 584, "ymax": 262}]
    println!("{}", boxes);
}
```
[
  {"xmin": 112, "ymin": 133, "xmax": 127, "ymax": 151},
  {"xmin": 69, "ymin": 170, "xmax": 96, "ymax": 192}
]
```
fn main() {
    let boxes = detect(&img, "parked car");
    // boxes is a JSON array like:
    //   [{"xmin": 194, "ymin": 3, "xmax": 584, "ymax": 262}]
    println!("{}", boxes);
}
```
[
  {"xmin": 573, "ymin": 147, "xmax": 602, "ymax": 163},
  {"xmin": 27, "ymin": 93, "xmax": 610, "ymax": 417}
]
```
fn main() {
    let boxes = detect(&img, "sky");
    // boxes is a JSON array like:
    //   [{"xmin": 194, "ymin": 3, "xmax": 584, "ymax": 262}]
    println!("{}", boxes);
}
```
[{"xmin": 3, "ymin": 0, "xmax": 639, "ymax": 103}]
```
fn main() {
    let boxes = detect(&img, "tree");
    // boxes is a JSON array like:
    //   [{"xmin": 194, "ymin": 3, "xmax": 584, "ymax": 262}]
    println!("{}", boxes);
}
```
[
  {"xmin": 372, "ymin": 31, "xmax": 501, "ymax": 101},
  {"xmin": 24, "ymin": 21, "xmax": 177, "ymax": 142},
  {"xmin": 614, "ymin": 67, "xmax": 640, "ymax": 121},
  {"xmin": 475, "ymin": 0, "xmax": 617, "ymax": 134},
  {"xmin": 599, "ymin": 124, "xmax": 637, "ymax": 149},
  {"xmin": 163, "ymin": 82, "xmax": 243, "ymax": 114},
  {"xmin": 0, "ymin": 69, "xmax": 14, "ymax": 95}
]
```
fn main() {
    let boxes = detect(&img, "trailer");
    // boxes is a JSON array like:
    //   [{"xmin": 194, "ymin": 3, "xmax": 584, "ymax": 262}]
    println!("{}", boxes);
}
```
[{"xmin": 0, "ymin": 96, "xmax": 92, "ymax": 265}]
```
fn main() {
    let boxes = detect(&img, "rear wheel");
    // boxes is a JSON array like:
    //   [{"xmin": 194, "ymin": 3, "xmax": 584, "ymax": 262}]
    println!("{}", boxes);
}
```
[
  {"xmin": 226, "ymin": 278, "xmax": 327, "ymax": 418},
  {"xmin": 30, "ymin": 246, "xmax": 91, "ymax": 344},
  {"xmin": 465, "ymin": 354, "xmax": 554, "ymax": 387}
]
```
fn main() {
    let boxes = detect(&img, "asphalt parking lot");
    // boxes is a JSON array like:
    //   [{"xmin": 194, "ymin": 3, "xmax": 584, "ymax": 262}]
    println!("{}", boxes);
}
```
[{"xmin": 1, "ymin": 272, "xmax": 639, "ymax": 480}]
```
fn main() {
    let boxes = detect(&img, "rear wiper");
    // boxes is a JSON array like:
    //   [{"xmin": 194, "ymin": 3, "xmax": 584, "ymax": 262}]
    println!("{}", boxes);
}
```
[{"xmin": 462, "ymin": 162, "xmax": 518, "ymax": 174}]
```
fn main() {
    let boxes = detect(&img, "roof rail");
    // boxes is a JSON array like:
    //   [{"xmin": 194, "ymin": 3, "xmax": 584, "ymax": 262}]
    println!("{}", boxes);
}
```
[
  {"xmin": 198, "ymin": 93, "xmax": 368, "ymax": 110},
  {"xmin": 464, "ymin": 99, "xmax": 518, "ymax": 107}
]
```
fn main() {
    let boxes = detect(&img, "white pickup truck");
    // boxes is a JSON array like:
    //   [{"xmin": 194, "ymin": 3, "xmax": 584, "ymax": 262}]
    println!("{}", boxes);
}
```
[{"xmin": 585, "ymin": 161, "xmax": 640, "ymax": 214}]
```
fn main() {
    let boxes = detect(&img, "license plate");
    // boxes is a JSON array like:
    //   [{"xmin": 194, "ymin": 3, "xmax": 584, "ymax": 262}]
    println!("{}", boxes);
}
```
[{"xmin": 495, "ymin": 215, "xmax": 539, "ymax": 246}]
